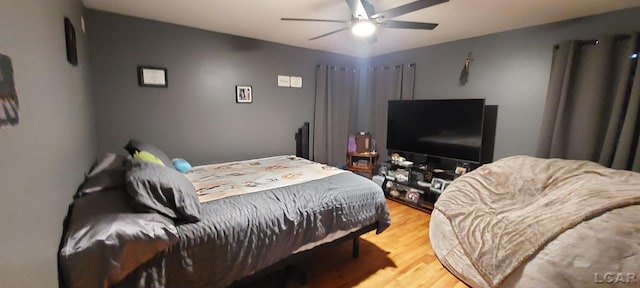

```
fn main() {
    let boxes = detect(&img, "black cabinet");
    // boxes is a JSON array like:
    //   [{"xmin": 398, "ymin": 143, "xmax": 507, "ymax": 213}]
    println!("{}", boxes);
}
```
[{"xmin": 380, "ymin": 162, "xmax": 457, "ymax": 213}]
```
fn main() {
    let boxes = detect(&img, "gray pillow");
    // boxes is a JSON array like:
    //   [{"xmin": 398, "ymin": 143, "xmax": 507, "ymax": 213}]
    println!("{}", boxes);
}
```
[
  {"xmin": 60, "ymin": 188, "xmax": 179, "ymax": 288},
  {"xmin": 76, "ymin": 153, "xmax": 128, "ymax": 198},
  {"xmin": 124, "ymin": 139, "xmax": 173, "ymax": 167},
  {"xmin": 125, "ymin": 160, "xmax": 201, "ymax": 223}
]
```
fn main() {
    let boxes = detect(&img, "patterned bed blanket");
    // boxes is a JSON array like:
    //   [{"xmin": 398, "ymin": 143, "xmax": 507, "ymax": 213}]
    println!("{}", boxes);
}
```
[{"xmin": 186, "ymin": 155, "xmax": 347, "ymax": 203}]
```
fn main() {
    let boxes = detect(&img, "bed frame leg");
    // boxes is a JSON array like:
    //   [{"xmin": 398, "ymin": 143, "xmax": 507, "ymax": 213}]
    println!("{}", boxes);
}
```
[
  {"xmin": 352, "ymin": 237, "xmax": 360, "ymax": 258},
  {"xmin": 276, "ymin": 268, "xmax": 286, "ymax": 288}
]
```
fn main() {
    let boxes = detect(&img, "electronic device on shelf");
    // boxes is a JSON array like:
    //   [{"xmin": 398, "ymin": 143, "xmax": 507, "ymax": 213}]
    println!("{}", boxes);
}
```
[{"xmin": 430, "ymin": 177, "xmax": 451, "ymax": 194}]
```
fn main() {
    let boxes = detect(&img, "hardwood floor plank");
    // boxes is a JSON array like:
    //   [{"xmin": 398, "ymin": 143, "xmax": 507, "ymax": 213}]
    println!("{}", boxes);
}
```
[{"xmin": 281, "ymin": 199, "xmax": 469, "ymax": 288}]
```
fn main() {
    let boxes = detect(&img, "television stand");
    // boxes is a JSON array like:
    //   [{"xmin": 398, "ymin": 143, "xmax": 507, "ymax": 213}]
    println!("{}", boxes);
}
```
[{"xmin": 380, "ymin": 158, "xmax": 465, "ymax": 213}]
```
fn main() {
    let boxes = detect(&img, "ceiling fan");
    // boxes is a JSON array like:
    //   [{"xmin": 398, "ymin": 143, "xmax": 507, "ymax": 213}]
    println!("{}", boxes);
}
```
[{"xmin": 281, "ymin": 0, "xmax": 449, "ymax": 43}]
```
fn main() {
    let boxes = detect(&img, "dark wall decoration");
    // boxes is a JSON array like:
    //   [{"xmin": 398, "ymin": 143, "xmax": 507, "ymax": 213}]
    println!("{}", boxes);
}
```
[
  {"xmin": 0, "ymin": 52, "xmax": 19, "ymax": 128},
  {"xmin": 64, "ymin": 17, "xmax": 78, "ymax": 66}
]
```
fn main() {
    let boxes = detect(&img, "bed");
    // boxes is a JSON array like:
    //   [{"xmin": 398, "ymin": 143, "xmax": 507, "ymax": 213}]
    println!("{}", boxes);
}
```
[
  {"xmin": 430, "ymin": 156, "xmax": 640, "ymax": 288},
  {"xmin": 59, "ymin": 150, "xmax": 391, "ymax": 288}
]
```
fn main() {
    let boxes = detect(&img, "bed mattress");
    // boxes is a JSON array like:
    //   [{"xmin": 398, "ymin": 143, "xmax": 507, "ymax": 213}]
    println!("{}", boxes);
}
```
[{"xmin": 114, "ymin": 172, "xmax": 391, "ymax": 288}]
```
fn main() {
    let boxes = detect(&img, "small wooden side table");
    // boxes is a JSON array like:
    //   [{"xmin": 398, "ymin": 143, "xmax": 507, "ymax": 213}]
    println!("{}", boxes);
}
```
[{"xmin": 346, "ymin": 152, "xmax": 379, "ymax": 178}]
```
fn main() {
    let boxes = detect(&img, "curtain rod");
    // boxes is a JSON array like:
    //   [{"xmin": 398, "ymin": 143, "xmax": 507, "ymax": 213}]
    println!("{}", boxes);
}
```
[
  {"xmin": 553, "ymin": 34, "xmax": 632, "ymax": 49},
  {"xmin": 317, "ymin": 64, "xmax": 356, "ymax": 72},
  {"xmin": 371, "ymin": 64, "xmax": 402, "ymax": 71}
]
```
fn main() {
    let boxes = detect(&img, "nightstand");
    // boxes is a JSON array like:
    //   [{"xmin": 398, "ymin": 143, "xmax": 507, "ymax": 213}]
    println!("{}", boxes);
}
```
[{"xmin": 346, "ymin": 152, "xmax": 379, "ymax": 178}]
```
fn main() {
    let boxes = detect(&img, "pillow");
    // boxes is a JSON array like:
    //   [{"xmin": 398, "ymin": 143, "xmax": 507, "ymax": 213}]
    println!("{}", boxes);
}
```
[
  {"xmin": 87, "ymin": 153, "xmax": 128, "ymax": 178},
  {"xmin": 133, "ymin": 150, "xmax": 165, "ymax": 166},
  {"xmin": 124, "ymin": 139, "xmax": 173, "ymax": 167},
  {"xmin": 60, "ymin": 188, "xmax": 179, "ymax": 288},
  {"xmin": 125, "ymin": 160, "xmax": 201, "ymax": 223},
  {"xmin": 76, "ymin": 153, "xmax": 128, "ymax": 198},
  {"xmin": 172, "ymin": 158, "xmax": 192, "ymax": 173}
]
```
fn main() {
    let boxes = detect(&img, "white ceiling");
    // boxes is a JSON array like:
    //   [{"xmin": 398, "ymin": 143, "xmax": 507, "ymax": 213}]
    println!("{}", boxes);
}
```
[{"xmin": 82, "ymin": 0, "xmax": 640, "ymax": 58}]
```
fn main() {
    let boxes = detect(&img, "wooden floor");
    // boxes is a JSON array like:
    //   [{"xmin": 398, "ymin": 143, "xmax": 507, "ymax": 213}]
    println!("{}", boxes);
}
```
[{"xmin": 251, "ymin": 199, "xmax": 468, "ymax": 288}]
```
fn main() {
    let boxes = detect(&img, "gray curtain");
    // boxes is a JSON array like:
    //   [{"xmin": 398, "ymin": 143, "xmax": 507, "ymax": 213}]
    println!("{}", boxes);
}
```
[
  {"xmin": 401, "ymin": 63, "xmax": 416, "ymax": 100},
  {"xmin": 537, "ymin": 33, "xmax": 640, "ymax": 171},
  {"xmin": 313, "ymin": 65, "xmax": 357, "ymax": 166},
  {"xmin": 365, "ymin": 65, "xmax": 404, "ymax": 161}
]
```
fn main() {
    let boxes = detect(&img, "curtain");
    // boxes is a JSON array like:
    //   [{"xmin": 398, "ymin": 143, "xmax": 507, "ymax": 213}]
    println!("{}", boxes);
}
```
[
  {"xmin": 401, "ymin": 63, "xmax": 416, "ymax": 100},
  {"xmin": 313, "ymin": 65, "xmax": 357, "ymax": 166},
  {"xmin": 537, "ymin": 33, "xmax": 640, "ymax": 171},
  {"xmin": 365, "ymin": 65, "xmax": 404, "ymax": 161}
]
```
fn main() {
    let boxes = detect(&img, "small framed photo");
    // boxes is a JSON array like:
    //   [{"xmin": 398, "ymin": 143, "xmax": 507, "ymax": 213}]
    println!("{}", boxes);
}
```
[
  {"xmin": 405, "ymin": 190, "xmax": 420, "ymax": 203},
  {"xmin": 236, "ymin": 85, "xmax": 253, "ymax": 103},
  {"xmin": 454, "ymin": 166, "xmax": 467, "ymax": 175},
  {"xmin": 138, "ymin": 66, "xmax": 168, "ymax": 88}
]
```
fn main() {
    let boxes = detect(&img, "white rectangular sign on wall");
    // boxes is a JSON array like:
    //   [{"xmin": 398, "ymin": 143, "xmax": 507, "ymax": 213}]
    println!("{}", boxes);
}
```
[
  {"xmin": 290, "ymin": 76, "xmax": 302, "ymax": 88},
  {"xmin": 277, "ymin": 75, "xmax": 290, "ymax": 87}
]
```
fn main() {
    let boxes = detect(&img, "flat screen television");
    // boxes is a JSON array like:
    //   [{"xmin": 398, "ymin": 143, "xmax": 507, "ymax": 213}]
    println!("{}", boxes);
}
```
[{"xmin": 387, "ymin": 99, "xmax": 485, "ymax": 163}]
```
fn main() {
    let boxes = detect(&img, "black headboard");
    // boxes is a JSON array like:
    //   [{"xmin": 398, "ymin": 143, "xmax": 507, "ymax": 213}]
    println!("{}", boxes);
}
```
[{"xmin": 295, "ymin": 122, "xmax": 310, "ymax": 159}]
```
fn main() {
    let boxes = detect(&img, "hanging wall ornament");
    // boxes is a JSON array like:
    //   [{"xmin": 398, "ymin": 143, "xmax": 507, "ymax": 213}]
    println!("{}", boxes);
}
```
[
  {"xmin": 459, "ymin": 52, "xmax": 473, "ymax": 85},
  {"xmin": 0, "ymin": 52, "xmax": 19, "ymax": 128}
]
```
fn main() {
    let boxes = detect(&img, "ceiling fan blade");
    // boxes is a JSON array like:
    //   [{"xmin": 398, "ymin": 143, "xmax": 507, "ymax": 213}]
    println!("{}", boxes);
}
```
[
  {"xmin": 372, "ymin": 0, "xmax": 448, "ymax": 19},
  {"xmin": 345, "ymin": 0, "xmax": 374, "ymax": 19},
  {"xmin": 383, "ymin": 20, "xmax": 438, "ymax": 30},
  {"xmin": 281, "ymin": 18, "xmax": 350, "ymax": 24},
  {"xmin": 309, "ymin": 27, "xmax": 351, "ymax": 40},
  {"xmin": 360, "ymin": 0, "xmax": 376, "ymax": 18},
  {"xmin": 346, "ymin": 0, "xmax": 361, "ymax": 18}
]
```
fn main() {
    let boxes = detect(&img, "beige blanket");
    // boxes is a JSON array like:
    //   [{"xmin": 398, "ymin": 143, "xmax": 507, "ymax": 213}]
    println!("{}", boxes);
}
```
[
  {"xmin": 186, "ymin": 155, "xmax": 347, "ymax": 203},
  {"xmin": 435, "ymin": 156, "xmax": 640, "ymax": 287}
]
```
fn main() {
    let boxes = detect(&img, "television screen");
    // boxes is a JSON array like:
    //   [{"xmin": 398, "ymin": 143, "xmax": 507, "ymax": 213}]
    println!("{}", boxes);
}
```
[{"xmin": 387, "ymin": 99, "xmax": 485, "ymax": 163}]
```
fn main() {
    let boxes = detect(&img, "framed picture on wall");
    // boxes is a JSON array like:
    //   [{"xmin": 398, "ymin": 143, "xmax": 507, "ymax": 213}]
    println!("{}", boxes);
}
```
[
  {"xmin": 236, "ymin": 85, "xmax": 252, "ymax": 103},
  {"xmin": 137, "ymin": 66, "xmax": 168, "ymax": 88}
]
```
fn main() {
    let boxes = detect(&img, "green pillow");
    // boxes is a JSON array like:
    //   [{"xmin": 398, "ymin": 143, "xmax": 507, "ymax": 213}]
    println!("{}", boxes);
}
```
[{"xmin": 133, "ymin": 150, "xmax": 165, "ymax": 166}]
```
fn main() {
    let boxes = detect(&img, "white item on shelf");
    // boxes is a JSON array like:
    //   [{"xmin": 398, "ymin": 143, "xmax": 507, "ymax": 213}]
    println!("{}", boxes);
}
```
[
  {"xmin": 395, "ymin": 174, "xmax": 409, "ymax": 183},
  {"xmin": 399, "ymin": 160, "xmax": 414, "ymax": 167},
  {"xmin": 417, "ymin": 181, "xmax": 431, "ymax": 187},
  {"xmin": 409, "ymin": 188, "xmax": 424, "ymax": 194}
]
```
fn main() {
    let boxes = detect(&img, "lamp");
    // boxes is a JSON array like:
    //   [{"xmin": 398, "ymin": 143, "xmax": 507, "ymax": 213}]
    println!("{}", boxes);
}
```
[{"xmin": 351, "ymin": 20, "xmax": 375, "ymax": 37}]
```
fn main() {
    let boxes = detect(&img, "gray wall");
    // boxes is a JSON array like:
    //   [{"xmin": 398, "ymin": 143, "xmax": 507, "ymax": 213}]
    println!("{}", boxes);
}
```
[
  {"xmin": 0, "ymin": 0, "xmax": 96, "ymax": 286},
  {"xmin": 368, "ymin": 8, "xmax": 640, "ymax": 160},
  {"xmin": 86, "ymin": 10, "xmax": 357, "ymax": 165}
]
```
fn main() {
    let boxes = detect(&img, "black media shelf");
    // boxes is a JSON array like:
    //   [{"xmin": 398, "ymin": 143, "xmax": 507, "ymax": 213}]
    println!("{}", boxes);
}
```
[{"xmin": 380, "ymin": 156, "xmax": 466, "ymax": 213}]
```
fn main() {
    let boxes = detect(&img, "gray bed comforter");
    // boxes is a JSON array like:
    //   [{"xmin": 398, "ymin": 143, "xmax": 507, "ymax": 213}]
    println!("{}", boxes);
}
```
[
  {"xmin": 62, "ymin": 170, "xmax": 389, "ymax": 288},
  {"xmin": 115, "ymin": 172, "xmax": 390, "ymax": 288}
]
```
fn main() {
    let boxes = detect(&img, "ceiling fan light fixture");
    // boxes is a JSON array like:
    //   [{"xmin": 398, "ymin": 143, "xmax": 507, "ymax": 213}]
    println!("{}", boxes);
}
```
[{"xmin": 351, "ymin": 21, "xmax": 376, "ymax": 37}]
